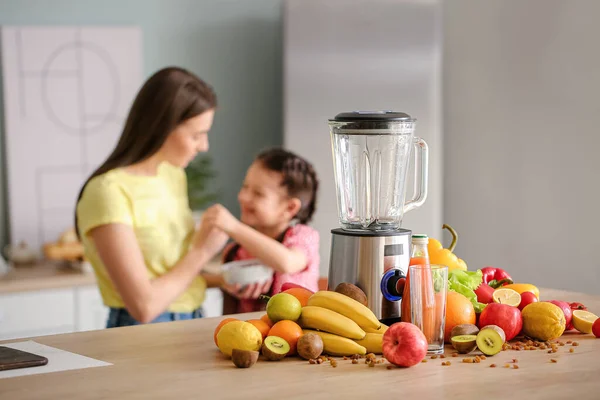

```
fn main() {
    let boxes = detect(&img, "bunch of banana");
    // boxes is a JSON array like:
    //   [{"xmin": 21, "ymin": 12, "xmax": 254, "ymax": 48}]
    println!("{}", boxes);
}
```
[
  {"xmin": 306, "ymin": 291, "xmax": 381, "ymax": 330},
  {"xmin": 297, "ymin": 306, "xmax": 366, "ymax": 339},
  {"xmin": 295, "ymin": 291, "xmax": 388, "ymax": 356}
]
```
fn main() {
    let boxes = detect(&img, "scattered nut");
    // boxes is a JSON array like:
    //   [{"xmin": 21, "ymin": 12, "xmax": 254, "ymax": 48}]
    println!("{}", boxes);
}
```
[
  {"xmin": 452, "ymin": 353, "xmax": 458, "ymax": 357},
  {"xmin": 573, "ymin": 342, "xmax": 580, "ymax": 347},
  {"xmin": 352, "ymin": 359, "xmax": 358, "ymax": 364},
  {"xmin": 309, "ymin": 359, "xmax": 316, "ymax": 364},
  {"xmin": 430, "ymin": 355, "xmax": 438, "ymax": 359},
  {"xmin": 386, "ymin": 365, "xmax": 394, "ymax": 370},
  {"xmin": 421, "ymin": 359, "xmax": 428, "ymax": 363},
  {"xmin": 550, "ymin": 359, "xmax": 558, "ymax": 363},
  {"xmin": 513, "ymin": 364, "xmax": 519, "ymax": 369},
  {"xmin": 490, "ymin": 364, "xmax": 497, "ymax": 368},
  {"xmin": 569, "ymin": 348, "xmax": 575, "ymax": 353}
]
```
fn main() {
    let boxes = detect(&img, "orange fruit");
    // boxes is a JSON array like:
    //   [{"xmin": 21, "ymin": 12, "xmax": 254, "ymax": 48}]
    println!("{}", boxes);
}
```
[
  {"xmin": 213, "ymin": 318, "xmax": 238, "ymax": 346},
  {"xmin": 444, "ymin": 291, "xmax": 476, "ymax": 343},
  {"xmin": 268, "ymin": 320, "xmax": 303, "ymax": 355},
  {"xmin": 260, "ymin": 313, "xmax": 274, "ymax": 327},
  {"xmin": 282, "ymin": 288, "xmax": 313, "ymax": 307},
  {"xmin": 246, "ymin": 319, "xmax": 271, "ymax": 340}
]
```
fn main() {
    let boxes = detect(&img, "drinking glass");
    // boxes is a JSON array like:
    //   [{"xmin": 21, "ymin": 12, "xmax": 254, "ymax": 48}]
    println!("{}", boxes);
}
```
[{"xmin": 409, "ymin": 264, "xmax": 448, "ymax": 354}]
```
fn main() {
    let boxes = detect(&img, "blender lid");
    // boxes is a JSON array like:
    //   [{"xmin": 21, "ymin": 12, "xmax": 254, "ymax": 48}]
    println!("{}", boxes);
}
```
[{"xmin": 330, "ymin": 110, "xmax": 414, "ymax": 122}]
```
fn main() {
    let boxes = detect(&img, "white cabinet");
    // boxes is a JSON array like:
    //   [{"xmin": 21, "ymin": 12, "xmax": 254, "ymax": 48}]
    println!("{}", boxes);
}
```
[
  {"xmin": 0, "ymin": 288, "xmax": 76, "ymax": 340},
  {"xmin": 0, "ymin": 286, "xmax": 224, "ymax": 341},
  {"xmin": 74, "ymin": 286, "xmax": 110, "ymax": 332}
]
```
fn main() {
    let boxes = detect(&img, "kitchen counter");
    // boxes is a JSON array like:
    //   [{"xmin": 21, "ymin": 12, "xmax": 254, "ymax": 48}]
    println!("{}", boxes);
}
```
[
  {"xmin": 0, "ymin": 258, "xmax": 223, "ymax": 294},
  {"xmin": 0, "ymin": 261, "xmax": 96, "ymax": 294},
  {"xmin": 1, "ymin": 288, "xmax": 599, "ymax": 399}
]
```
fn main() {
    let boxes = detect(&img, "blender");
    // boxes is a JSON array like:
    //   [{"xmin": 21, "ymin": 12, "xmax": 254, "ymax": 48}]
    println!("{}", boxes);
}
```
[{"xmin": 327, "ymin": 111, "xmax": 428, "ymax": 324}]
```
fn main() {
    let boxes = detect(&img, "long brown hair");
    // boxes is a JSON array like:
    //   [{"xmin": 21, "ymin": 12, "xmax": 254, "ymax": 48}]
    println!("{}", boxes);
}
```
[{"xmin": 75, "ymin": 66, "xmax": 217, "ymax": 236}]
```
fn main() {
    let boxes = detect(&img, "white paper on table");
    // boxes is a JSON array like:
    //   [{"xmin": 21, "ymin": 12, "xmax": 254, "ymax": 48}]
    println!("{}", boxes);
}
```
[{"xmin": 0, "ymin": 340, "xmax": 111, "ymax": 379}]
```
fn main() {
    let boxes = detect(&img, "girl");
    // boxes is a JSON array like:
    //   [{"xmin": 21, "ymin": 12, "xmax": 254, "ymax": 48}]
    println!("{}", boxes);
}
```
[
  {"xmin": 202, "ymin": 147, "xmax": 320, "ymax": 313},
  {"xmin": 75, "ymin": 67, "xmax": 229, "ymax": 327}
]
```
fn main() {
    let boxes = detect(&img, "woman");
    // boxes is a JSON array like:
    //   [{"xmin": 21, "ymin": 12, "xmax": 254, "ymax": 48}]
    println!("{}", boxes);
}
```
[{"xmin": 75, "ymin": 66, "xmax": 228, "ymax": 328}]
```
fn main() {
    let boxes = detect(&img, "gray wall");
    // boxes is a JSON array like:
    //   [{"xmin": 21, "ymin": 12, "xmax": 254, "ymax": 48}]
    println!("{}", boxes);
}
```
[
  {"xmin": 443, "ymin": 0, "xmax": 600, "ymax": 294},
  {"xmin": 0, "ymin": 0, "xmax": 283, "ymax": 248},
  {"xmin": 283, "ymin": 0, "xmax": 443, "ymax": 276}
]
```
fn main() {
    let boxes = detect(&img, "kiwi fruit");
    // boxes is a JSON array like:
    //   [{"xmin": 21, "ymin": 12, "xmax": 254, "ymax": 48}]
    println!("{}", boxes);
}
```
[
  {"xmin": 476, "ymin": 325, "xmax": 506, "ymax": 356},
  {"xmin": 335, "ymin": 282, "xmax": 368, "ymax": 306},
  {"xmin": 231, "ymin": 349, "xmax": 259, "ymax": 368},
  {"xmin": 450, "ymin": 335, "xmax": 478, "ymax": 354},
  {"xmin": 450, "ymin": 323, "xmax": 480, "ymax": 339},
  {"xmin": 296, "ymin": 333, "xmax": 324, "ymax": 360},
  {"xmin": 261, "ymin": 336, "xmax": 290, "ymax": 361}
]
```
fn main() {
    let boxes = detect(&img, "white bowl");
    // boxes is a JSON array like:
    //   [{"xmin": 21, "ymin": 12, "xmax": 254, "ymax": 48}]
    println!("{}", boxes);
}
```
[{"xmin": 221, "ymin": 259, "xmax": 274, "ymax": 286}]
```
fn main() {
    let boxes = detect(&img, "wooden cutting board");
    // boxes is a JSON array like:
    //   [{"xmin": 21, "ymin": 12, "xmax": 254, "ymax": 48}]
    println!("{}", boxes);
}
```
[{"xmin": 0, "ymin": 346, "xmax": 48, "ymax": 371}]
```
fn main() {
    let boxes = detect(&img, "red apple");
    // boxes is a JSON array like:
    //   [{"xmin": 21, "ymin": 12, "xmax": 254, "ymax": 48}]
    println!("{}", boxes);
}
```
[
  {"xmin": 479, "ymin": 303, "xmax": 523, "ymax": 341},
  {"xmin": 545, "ymin": 300, "xmax": 572, "ymax": 331},
  {"xmin": 382, "ymin": 322, "xmax": 428, "ymax": 368},
  {"xmin": 475, "ymin": 283, "xmax": 495, "ymax": 304},
  {"xmin": 518, "ymin": 291, "xmax": 538, "ymax": 310},
  {"xmin": 592, "ymin": 318, "xmax": 600, "ymax": 338}
]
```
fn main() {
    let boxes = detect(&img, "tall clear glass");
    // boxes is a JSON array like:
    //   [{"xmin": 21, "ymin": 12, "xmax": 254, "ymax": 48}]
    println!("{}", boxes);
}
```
[{"xmin": 409, "ymin": 264, "xmax": 448, "ymax": 354}]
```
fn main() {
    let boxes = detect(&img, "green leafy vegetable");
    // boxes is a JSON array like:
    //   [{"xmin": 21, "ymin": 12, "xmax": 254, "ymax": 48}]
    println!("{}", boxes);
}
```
[{"xmin": 448, "ymin": 269, "xmax": 485, "ymax": 313}]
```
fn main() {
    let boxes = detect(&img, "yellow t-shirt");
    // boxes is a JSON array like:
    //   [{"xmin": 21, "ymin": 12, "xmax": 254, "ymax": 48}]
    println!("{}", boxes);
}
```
[{"xmin": 76, "ymin": 161, "xmax": 206, "ymax": 313}]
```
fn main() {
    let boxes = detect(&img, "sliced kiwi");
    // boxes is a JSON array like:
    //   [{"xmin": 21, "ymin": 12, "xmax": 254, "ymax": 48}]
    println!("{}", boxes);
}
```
[
  {"xmin": 261, "ymin": 336, "xmax": 290, "ymax": 361},
  {"xmin": 296, "ymin": 333, "xmax": 324, "ymax": 360},
  {"xmin": 451, "ymin": 335, "xmax": 478, "ymax": 354},
  {"xmin": 476, "ymin": 325, "xmax": 506, "ymax": 356},
  {"xmin": 335, "ymin": 282, "xmax": 368, "ymax": 306},
  {"xmin": 450, "ymin": 323, "xmax": 480, "ymax": 338},
  {"xmin": 231, "ymin": 349, "xmax": 259, "ymax": 368}
]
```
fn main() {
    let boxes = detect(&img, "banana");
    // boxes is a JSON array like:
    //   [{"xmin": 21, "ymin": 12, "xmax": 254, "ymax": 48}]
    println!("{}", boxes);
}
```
[
  {"xmin": 364, "ymin": 323, "xmax": 389, "ymax": 334},
  {"xmin": 298, "ymin": 306, "xmax": 366, "ymax": 340},
  {"xmin": 302, "ymin": 329, "xmax": 367, "ymax": 356},
  {"xmin": 307, "ymin": 291, "xmax": 381, "ymax": 330},
  {"xmin": 353, "ymin": 333, "xmax": 383, "ymax": 354}
]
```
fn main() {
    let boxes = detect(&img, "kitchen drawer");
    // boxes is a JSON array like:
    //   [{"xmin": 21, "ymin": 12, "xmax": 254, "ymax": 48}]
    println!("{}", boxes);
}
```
[{"xmin": 0, "ymin": 288, "xmax": 75, "ymax": 337}]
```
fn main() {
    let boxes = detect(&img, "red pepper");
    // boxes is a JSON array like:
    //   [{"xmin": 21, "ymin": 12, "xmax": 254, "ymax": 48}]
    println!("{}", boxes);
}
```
[
  {"xmin": 480, "ymin": 266, "xmax": 513, "ymax": 288},
  {"xmin": 474, "ymin": 283, "xmax": 495, "ymax": 304}
]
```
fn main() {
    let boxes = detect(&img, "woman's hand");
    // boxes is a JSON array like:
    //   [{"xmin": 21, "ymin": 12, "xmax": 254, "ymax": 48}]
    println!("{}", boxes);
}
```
[
  {"xmin": 222, "ymin": 277, "xmax": 273, "ymax": 300},
  {"xmin": 193, "ymin": 214, "xmax": 229, "ymax": 258},
  {"xmin": 202, "ymin": 204, "xmax": 240, "ymax": 235}
]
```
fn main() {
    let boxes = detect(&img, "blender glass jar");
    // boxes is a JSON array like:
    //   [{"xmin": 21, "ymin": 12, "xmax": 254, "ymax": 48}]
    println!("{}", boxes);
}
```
[{"xmin": 329, "ymin": 111, "xmax": 428, "ymax": 231}]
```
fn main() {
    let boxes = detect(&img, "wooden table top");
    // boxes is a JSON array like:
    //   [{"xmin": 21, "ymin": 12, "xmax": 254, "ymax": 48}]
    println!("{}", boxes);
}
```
[{"xmin": 1, "ymin": 288, "xmax": 599, "ymax": 399}]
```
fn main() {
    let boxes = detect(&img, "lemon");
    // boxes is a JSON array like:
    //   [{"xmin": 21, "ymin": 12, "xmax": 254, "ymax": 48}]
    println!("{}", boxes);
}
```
[
  {"xmin": 521, "ymin": 302, "xmax": 565, "ymax": 341},
  {"xmin": 216, "ymin": 321, "xmax": 263, "ymax": 357},
  {"xmin": 572, "ymin": 310, "xmax": 599, "ymax": 334},
  {"xmin": 492, "ymin": 288, "xmax": 521, "ymax": 307}
]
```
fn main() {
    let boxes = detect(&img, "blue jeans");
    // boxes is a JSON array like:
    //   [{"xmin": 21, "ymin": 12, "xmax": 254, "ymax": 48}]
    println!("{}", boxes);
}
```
[{"xmin": 106, "ymin": 307, "xmax": 204, "ymax": 328}]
